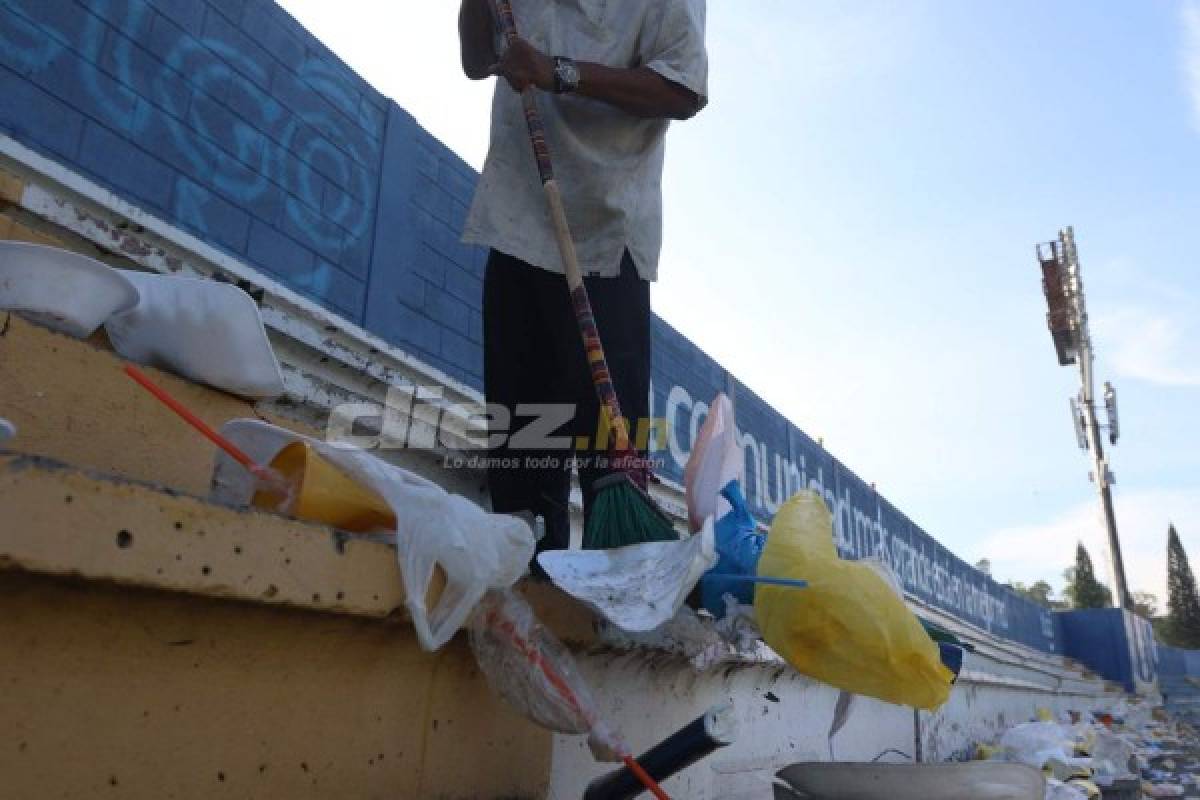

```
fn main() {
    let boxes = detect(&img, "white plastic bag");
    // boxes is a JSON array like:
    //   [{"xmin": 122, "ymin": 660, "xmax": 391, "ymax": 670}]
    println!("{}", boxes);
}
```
[
  {"xmin": 684, "ymin": 393, "xmax": 743, "ymax": 532},
  {"xmin": 1044, "ymin": 779, "xmax": 1088, "ymax": 800},
  {"xmin": 210, "ymin": 420, "xmax": 535, "ymax": 651},
  {"xmin": 106, "ymin": 271, "xmax": 284, "ymax": 398},
  {"xmin": 1090, "ymin": 731, "xmax": 1135, "ymax": 778},
  {"xmin": 1000, "ymin": 721, "xmax": 1071, "ymax": 768}
]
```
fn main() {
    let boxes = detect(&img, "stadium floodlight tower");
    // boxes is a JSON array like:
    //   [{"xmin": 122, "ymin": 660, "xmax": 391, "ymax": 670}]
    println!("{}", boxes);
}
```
[{"xmin": 1036, "ymin": 227, "xmax": 1131, "ymax": 611}]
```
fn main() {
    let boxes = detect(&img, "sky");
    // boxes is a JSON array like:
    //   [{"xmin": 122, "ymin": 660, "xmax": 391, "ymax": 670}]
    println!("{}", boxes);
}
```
[{"xmin": 277, "ymin": 0, "xmax": 1200, "ymax": 607}]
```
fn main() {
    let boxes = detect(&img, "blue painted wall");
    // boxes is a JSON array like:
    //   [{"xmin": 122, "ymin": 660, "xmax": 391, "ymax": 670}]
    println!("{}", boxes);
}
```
[
  {"xmin": 1059, "ymin": 609, "xmax": 1157, "ymax": 693},
  {"xmin": 1157, "ymin": 643, "xmax": 1200, "ymax": 710},
  {"xmin": 0, "ymin": 0, "xmax": 1062, "ymax": 653}
]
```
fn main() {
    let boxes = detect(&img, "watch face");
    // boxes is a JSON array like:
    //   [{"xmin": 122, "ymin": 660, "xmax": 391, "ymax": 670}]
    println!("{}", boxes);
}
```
[{"xmin": 558, "ymin": 59, "xmax": 580, "ymax": 90}]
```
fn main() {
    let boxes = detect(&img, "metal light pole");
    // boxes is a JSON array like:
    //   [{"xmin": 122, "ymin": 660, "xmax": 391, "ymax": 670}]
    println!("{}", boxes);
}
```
[{"xmin": 1037, "ymin": 227, "xmax": 1131, "ymax": 610}]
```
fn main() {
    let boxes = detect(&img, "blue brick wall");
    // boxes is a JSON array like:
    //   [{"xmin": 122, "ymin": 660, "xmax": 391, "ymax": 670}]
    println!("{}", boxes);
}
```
[
  {"xmin": 1060, "ymin": 609, "xmax": 1158, "ymax": 693},
  {"xmin": 0, "ymin": 0, "xmax": 382, "ymax": 322},
  {"xmin": 0, "ymin": 0, "xmax": 1064, "ymax": 655}
]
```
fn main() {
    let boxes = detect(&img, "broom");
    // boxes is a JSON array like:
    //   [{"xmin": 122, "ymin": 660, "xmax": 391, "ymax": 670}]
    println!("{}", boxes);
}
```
[{"xmin": 491, "ymin": 0, "xmax": 676, "ymax": 550}]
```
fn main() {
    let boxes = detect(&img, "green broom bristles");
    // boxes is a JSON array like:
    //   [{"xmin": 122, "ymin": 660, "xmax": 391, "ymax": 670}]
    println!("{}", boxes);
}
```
[{"xmin": 583, "ymin": 474, "xmax": 679, "ymax": 550}]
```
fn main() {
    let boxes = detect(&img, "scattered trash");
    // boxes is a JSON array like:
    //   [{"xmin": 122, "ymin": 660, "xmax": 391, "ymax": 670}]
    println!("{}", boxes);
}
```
[
  {"xmin": 1089, "ymin": 729, "xmax": 1135, "ymax": 778},
  {"xmin": 251, "ymin": 440, "xmax": 394, "ymax": 533},
  {"xmin": 699, "ymin": 479, "xmax": 766, "ymax": 616},
  {"xmin": 0, "ymin": 418, "xmax": 14, "ymax": 443},
  {"xmin": 1065, "ymin": 777, "xmax": 1100, "ymax": 798},
  {"xmin": 1000, "ymin": 721, "xmax": 1071, "ymax": 769},
  {"xmin": 208, "ymin": 419, "xmax": 535, "ymax": 651},
  {"xmin": 754, "ymin": 490, "xmax": 955, "ymax": 710},
  {"xmin": 0, "ymin": 241, "xmax": 138, "ymax": 338},
  {"xmin": 469, "ymin": 589, "xmax": 608, "ymax": 744},
  {"xmin": 969, "ymin": 698, "xmax": 1200, "ymax": 800},
  {"xmin": 107, "ymin": 271, "xmax": 284, "ymax": 398},
  {"xmin": 683, "ymin": 392, "xmax": 742, "ymax": 532},
  {"xmin": 468, "ymin": 589, "xmax": 671, "ymax": 799},
  {"xmin": 537, "ymin": 518, "xmax": 716, "ymax": 632},
  {"xmin": 1043, "ymin": 779, "xmax": 1088, "ymax": 800}
]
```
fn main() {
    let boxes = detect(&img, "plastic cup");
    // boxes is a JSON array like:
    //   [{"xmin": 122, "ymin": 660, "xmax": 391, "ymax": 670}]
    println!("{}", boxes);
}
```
[
  {"xmin": 251, "ymin": 441, "xmax": 447, "ymax": 613},
  {"xmin": 253, "ymin": 442, "xmax": 396, "ymax": 533}
]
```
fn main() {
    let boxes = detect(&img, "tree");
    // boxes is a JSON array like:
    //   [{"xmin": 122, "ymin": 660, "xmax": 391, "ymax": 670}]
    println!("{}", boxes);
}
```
[
  {"xmin": 1131, "ymin": 591, "xmax": 1158, "ymax": 619},
  {"xmin": 1006, "ymin": 580, "xmax": 1056, "ymax": 609},
  {"xmin": 1064, "ymin": 543, "xmax": 1113, "ymax": 609},
  {"xmin": 1165, "ymin": 525, "xmax": 1200, "ymax": 648}
]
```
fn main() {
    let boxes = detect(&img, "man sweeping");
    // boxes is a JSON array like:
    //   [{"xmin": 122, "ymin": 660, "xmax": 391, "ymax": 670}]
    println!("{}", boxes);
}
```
[{"xmin": 458, "ymin": 1, "xmax": 708, "ymax": 556}]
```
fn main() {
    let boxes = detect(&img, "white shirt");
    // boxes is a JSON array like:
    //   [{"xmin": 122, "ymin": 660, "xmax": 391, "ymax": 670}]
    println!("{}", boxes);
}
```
[{"xmin": 462, "ymin": 0, "xmax": 708, "ymax": 281}]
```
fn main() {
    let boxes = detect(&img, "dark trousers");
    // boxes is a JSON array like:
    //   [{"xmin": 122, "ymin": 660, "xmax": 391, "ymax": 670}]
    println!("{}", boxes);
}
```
[{"xmin": 483, "ymin": 249, "xmax": 651, "ymax": 553}]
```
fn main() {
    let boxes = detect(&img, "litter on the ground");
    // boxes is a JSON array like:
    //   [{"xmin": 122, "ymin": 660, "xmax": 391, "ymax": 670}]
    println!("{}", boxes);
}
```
[
  {"xmin": 107, "ymin": 270, "xmax": 284, "ymax": 398},
  {"xmin": 468, "ymin": 588, "xmax": 673, "ymax": 798},
  {"xmin": 0, "ymin": 241, "xmax": 138, "ymax": 337},
  {"xmin": 968, "ymin": 699, "xmax": 1200, "ymax": 800},
  {"xmin": 537, "ymin": 517, "xmax": 716, "ymax": 632},
  {"xmin": 208, "ymin": 419, "xmax": 536, "ymax": 651},
  {"xmin": 0, "ymin": 417, "xmax": 14, "ymax": 442}
]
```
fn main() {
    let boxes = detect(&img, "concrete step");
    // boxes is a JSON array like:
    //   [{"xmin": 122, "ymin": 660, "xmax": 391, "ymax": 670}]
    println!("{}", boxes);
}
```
[
  {"xmin": 0, "ymin": 451, "xmax": 404, "ymax": 618},
  {"xmin": 0, "ymin": 312, "xmax": 308, "ymax": 496}
]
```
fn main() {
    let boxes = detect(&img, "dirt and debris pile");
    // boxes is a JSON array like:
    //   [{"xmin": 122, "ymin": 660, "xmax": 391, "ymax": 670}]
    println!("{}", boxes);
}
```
[{"xmin": 974, "ymin": 702, "xmax": 1200, "ymax": 799}]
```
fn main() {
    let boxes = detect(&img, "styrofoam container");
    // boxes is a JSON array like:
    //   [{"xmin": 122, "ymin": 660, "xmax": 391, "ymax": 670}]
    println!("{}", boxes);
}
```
[{"xmin": 0, "ymin": 241, "xmax": 139, "ymax": 338}]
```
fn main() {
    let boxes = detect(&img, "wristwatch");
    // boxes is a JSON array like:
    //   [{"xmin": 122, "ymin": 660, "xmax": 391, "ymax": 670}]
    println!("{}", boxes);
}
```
[{"xmin": 553, "ymin": 56, "xmax": 580, "ymax": 94}]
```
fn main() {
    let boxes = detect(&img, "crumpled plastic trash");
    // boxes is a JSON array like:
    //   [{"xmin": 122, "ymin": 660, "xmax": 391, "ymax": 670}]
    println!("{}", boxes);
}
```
[
  {"xmin": 1044, "ymin": 778, "xmax": 1088, "ymax": 800},
  {"xmin": 107, "ymin": 271, "xmax": 284, "ymax": 398},
  {"xmin": 683, "ymin": 392, "xmax": 743, "ymax": 533},
  {"xmin": 0, "ymin": 418, "xmax": 14, "ymax": 443},
  {"xmin": 754, "ymin": 490, "xmax": 955, "ymax": 710},
  {"xmin": 713, "ymin": 593, "xmax": 762, "ymax": 653},
  {"xmin": 1090, "ymin": 730, "xmax": 1135, "ymax": 778},
  {"xmin": 468, "ymin": 589, "xmax": 625, "ymax": 762},
  {"xmin": 209, "ymin": 419, "xmax": 535, "ymax": 651},
  {"xmin": 1122, "ymin": 702, "xmax": 1153, "ymax": 732},
  {"xmin": 1000, "ymin": 721, "xmax": 1071, "ymax": 768},
  {"xmin": 699, "ymin": 479, "xmax": 765, "ymax": 616},
  {"xmin": 0, "ymin": 241, "xmax": 139, "ymax": 338},
  {"xmin": 537, "ymin": 518, "xmax": 715, "ymax": 632}
]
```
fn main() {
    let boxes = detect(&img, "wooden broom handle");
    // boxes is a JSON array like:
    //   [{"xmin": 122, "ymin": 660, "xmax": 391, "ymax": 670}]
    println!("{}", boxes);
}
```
[{"xmin": 492, "ymin": 0, "xmax": 583, "ymax": 289}]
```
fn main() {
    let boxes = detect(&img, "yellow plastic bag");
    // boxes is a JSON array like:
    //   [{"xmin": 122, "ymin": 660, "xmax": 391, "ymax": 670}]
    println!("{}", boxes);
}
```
[{"xmin": 754, "ymin": 491, "xmax": 955, "ymax": 710}]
